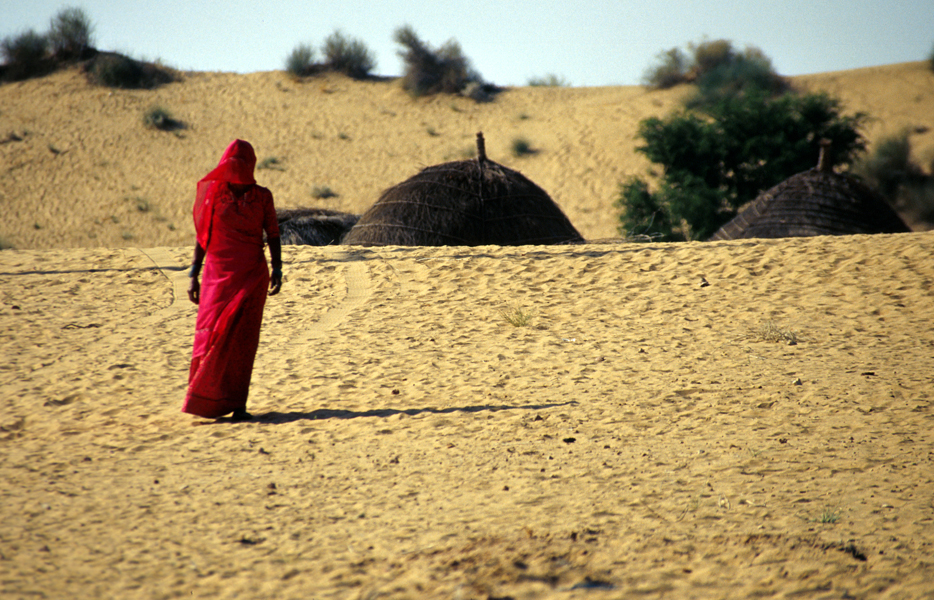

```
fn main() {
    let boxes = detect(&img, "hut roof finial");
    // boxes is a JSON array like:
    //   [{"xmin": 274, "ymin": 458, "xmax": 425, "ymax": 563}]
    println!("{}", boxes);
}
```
[
  {"xmin": 476, "ymin": 132, "xmax": 487, "ymax": 162},
  {"xmin": 817, "ymin": 139, "xmax": 833, "ymax": 173}
]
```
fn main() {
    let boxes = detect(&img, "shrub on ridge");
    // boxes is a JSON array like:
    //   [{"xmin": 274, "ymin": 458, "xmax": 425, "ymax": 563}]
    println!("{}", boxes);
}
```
[
  {"xmin": 285, "ymin": 43, "xmax": 317, "ymax": 78},
  {"xmin": 393, "ymin": 25, "xmax": 489, "ymax": 99},
  {"xmin": 49, "ymin": 6, "xmax": 95, "ymax": 60},
  {"xmin": 642, "ymin": 38, "xmax": 786, "ymax": 105},
  {"xmin": 322, "ymin": 30, "xmax": 375, "ymax": 79},
  {"xmin": 84, "ymin": 52, "xmax": 176, "ymax": 89},
  {"xmin": 527, "ymin": 74, "xmax": 569, "ymax": 87},
  {"xmin": 1, "ymin": 29, "xmax": 52, "ymax": 81}
]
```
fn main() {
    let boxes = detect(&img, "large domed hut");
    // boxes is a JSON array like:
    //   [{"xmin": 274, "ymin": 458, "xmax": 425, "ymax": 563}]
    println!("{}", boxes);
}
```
[
  {"xmin": 341, "ymin": 133, "xmax": 584, "ymax": 246},
  {"xmin": 275, "ymin": 207, "xmax": 359, "ymax": 246},
  {"xmin": 709, "ymin": 141, "xmax": 910, "ymax": 241}
]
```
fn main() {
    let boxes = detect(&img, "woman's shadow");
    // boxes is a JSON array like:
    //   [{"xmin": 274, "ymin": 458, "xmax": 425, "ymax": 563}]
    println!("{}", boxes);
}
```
[{"xmin": 243, "ymin": 401, "xmax": 576, "ymax": 424}]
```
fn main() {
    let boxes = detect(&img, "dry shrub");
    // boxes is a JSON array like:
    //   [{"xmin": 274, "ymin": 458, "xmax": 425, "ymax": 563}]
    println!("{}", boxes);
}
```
[
  {"xmin": 753, "ymin": 321, "xmax": 798, "ymax": 344},
  {"xmin": 393, "ymin": 25, "xmax": 489, "ymax": 99}
]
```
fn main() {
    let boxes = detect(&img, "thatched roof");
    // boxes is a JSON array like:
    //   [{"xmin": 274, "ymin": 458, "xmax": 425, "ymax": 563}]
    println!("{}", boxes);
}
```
[
  {"xmin": 709, "ymin": 144, "xmax": 910, "ymax": 241},
  {"xmin": 276, "ymin": 207, "xmax": 359, "ymax": 246},
  {"xmin": 341, "ymin": 133, "xmax": 584, "ymax": 246}
]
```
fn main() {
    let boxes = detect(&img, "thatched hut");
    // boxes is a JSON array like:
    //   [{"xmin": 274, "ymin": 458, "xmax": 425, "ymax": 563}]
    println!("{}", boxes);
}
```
[
  {"xmin": 341, "ymin": 133, "xmax": 584, "ymax": 246},
  {"xmin": 709, "ymin": 142, "xmax": 910, "ymax": 241},
  {"xmin": 276, "ymin": 207, "xmax": 359, "ymax": 246}
]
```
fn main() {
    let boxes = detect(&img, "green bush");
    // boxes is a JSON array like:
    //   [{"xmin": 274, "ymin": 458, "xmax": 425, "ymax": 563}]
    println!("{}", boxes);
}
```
[
  {"xmin": 617, "ymin": 90, "xmax": 866, "ymax": 241},
  {"xmin": 393, "ymin": 25, "xmax": 486, "ymax": 98},
  {"xmin": 616, "ymin": 178, "xmax": 681, "ymax": 240},
  {"xmin": 1, "ymin": 29, "xmax": 52, "ymax": 81},
  {"xmin": 49, "ymin": 6, "xmax": 94, "ymax": 59},
  {"xmin": 285, "ymin": 43, "xmax": 316, "ymax": 77},
  {"xmin": 84, "ymin": 52, "xmax": 175, "ymax": 89},
  {"xmin": 322, "ymin": 30, "xmax": 375, "ymax": 79}
]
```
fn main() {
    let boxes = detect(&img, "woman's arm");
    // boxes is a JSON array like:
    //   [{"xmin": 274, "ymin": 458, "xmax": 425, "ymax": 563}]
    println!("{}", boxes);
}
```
[
  {"xmin": 268, "ymin": 236, "xmax": 282, "ymax": 296},
  {"xmin": 187, "ymin": 243, "xmax": 206, "ymax": 304}
]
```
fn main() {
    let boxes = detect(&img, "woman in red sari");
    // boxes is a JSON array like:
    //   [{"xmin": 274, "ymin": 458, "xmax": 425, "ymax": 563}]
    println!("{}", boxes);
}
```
[{"xmin": 183, "ymin": 139, "xmax": 282, "ymax": 421}]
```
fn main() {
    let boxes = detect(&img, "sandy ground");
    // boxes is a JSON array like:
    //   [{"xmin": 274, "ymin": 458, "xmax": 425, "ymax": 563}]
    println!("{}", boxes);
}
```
[
  {"xmin": 2, "ymin": 231, "xmax": 934, "ymax": 598},
  {"xmin": 2, "ymin": 61, "xmax": 933, "ymax": 250},
  {"xmin": 2, "ymin": 61, "xmax": 934, "ymax": 598}
]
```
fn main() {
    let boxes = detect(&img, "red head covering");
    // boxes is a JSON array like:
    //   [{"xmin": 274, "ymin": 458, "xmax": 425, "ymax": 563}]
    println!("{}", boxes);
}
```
[{"xmin": 193, "ymin": 140, "xmax": 257, "ymax": 248}]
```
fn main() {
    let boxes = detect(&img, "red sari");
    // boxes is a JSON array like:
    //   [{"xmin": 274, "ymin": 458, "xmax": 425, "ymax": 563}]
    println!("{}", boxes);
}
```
[{"xmin": 182, "ymin": 140, "xmax": 279, "ymax": 418}]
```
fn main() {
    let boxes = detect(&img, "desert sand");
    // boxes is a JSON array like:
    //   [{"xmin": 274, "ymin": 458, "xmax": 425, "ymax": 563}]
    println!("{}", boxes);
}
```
[
  {"xmin": 2, "ymin": 61, "xmax": 933, "ymax": 249},
  {"xmin": 2, "ymin": 62, "xmax": 934, "ymax": 599}
]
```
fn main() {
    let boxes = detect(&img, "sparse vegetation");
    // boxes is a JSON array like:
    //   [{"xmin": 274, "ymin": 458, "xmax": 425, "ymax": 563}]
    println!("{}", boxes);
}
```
[
  {"xmin": 257, "ymin": 157, "xmax": 286, "ymax": 171},
  {"xmin": 311, "ymin": 186, "xmax": 338, "ymax": 199},
  {"xmin": 322, "ymin": 30, "xmax": 375, "ymax": 79},
  {"xmin": 127, "ymin": 196, "xmax": 150, "ymax": 212},
  {"xmin": 85, "ymin": 52, "xmax": 176, "ymax": 89},
  {"xmin": 48, "ymin": 6, "xmax": 94, "ymax": 60},
  {"xmin": 286, "ymin": 31, "xmax": 375, "ymax": 79},
  {"xmin": 616, "ymin": 90, "xmax": 866, "ymax": 240},
  {"xmin": 642, "ymin": 47, "xmax": 690, "ymax": 90},
  {"xmin": 285, "ymin": 44, "xmax": 316, "ymax": 78},
  {"xmin": 753, "ymin": 321, "xmax": 799, "ymax": 345},
  {"xmin": 499, "ymin": 304, "xmax": 534, "ymax": 327},
  {"xmin": 854, "ymin": 130, "xmax": 934, "ymax": 223},
  {"xmin": 142, "ymin": 105, "xmax": 182, "ymax": 131},
  {"xmin": 393, "ymin": 25, "xmax": 491, "ymax": 100},
  {"xmin": 1, "ymin": 29, "xmax": 52, "ymax": 81},
  {"xmin": 643, "ymin": 38, "xmax": 786, "ymax": 107},
  {"xmin": 511, "ymin": 137, "xmax": 535, "ymax": 157},
  {"xmin": 1, "ymin": 7, "xmax": 102, "ymax": 83},
  {"xmin": 817, "ymin": 508, "xmax": 840, "ymax": 524},
  {"xmin": 527, "ymin": 74, "xmax": 569, "ymax": 87}
]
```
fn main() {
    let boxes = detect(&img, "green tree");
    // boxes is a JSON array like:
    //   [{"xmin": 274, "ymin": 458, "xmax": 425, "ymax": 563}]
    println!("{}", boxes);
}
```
[{"xmin": 617, "ymin": 90, "xmax": 866, "ymax": 241}]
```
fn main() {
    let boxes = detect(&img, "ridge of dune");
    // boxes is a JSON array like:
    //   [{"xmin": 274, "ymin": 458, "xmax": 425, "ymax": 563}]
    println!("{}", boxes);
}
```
[{"xmin": 2, "ymin": 61, "xmax": 932, "ymax": 250}]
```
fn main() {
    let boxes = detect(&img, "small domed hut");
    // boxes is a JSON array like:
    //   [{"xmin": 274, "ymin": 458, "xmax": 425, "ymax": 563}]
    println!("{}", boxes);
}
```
[
  {"xmin": 341, "ymin": 133, "xmax": 583, "ymax": 246},
  {"xmin": 709, "ymin": 142, "xmax": 910, "ymax": 241},
  {"xmin": 276, "ymin": 207, "xmax": 359, "ymax": 246}
]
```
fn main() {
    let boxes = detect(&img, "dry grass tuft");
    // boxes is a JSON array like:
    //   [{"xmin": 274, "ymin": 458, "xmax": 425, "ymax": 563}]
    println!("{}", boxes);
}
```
[
  {"xmin": 753, "ymin": 321, "xmax": 799, "ymax": 344},
  {"xmin": 499, "ymin": 304, "xmax": 534, "ymax": 327}
]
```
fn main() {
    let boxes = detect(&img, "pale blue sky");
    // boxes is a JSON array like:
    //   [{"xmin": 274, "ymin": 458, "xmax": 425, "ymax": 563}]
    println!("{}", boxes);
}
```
[{"xmin": 3, "ymin": 0, "xmax": 932, "ymax": 86}]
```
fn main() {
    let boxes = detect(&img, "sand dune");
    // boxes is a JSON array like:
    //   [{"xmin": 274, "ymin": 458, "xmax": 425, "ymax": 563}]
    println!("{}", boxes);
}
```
[
  {"xmin": 2, "ymin": 232, "xmax": 934, "ymax": 598},
  {"xmin": 2, "ymin": 61, "xmax": 932, "ymax": 250},
  {"xmin": 2, "ymin": 62, "xmax": 934, "ymax": 598}
]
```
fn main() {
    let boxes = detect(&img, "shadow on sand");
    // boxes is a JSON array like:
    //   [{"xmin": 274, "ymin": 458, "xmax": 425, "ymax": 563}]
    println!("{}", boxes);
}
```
[{"xmin": 209, "ymin": 401, "xmax": 577, "ymax": 425}]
